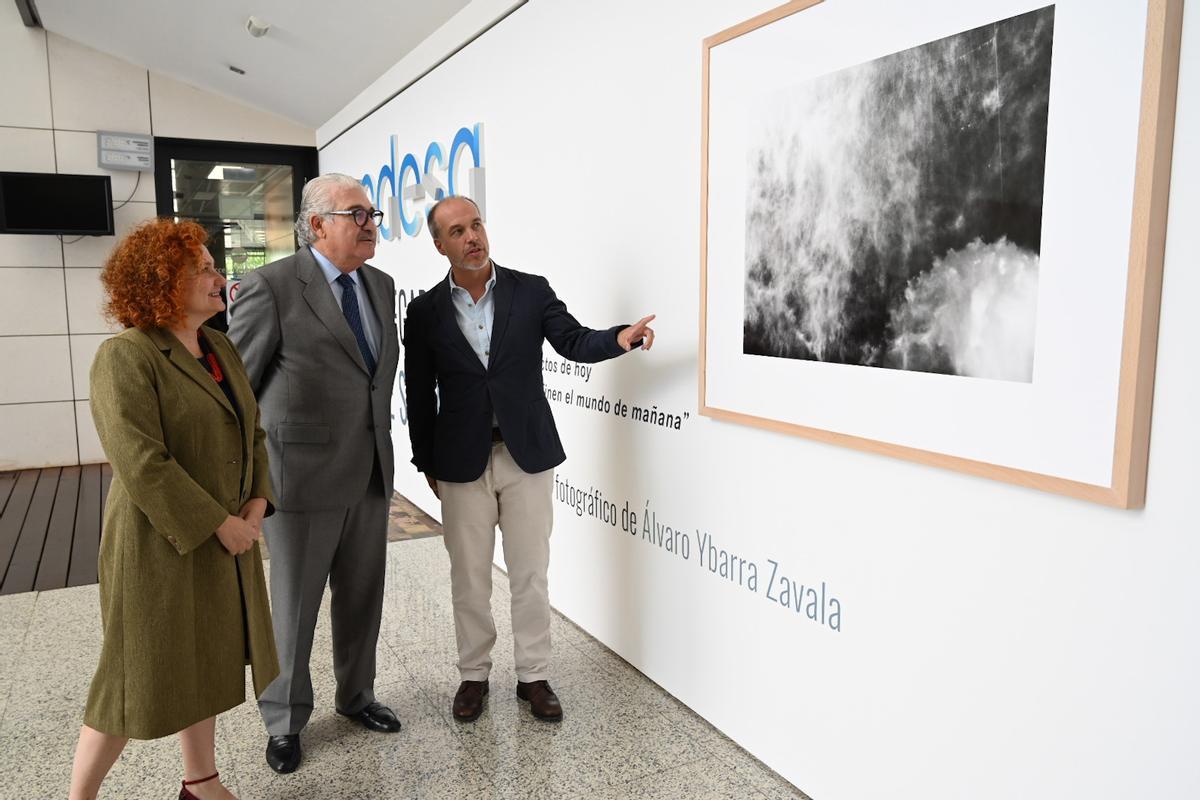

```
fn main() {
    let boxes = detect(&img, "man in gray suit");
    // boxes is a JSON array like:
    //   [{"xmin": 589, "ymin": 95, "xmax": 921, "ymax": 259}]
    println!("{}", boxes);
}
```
[{"xmin": 228, "ymin": 173, "xmax": 401, "ymax": 774}]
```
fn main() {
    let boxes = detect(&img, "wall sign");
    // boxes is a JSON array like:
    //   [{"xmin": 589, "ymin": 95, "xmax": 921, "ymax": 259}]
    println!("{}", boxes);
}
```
[
  {"xmin": 361, "ymin": 123, "xmax": 486, "ymax": 242},
  {"xmin": 97, "ymin": 131, "xmax": 153, "ymax": 172}
]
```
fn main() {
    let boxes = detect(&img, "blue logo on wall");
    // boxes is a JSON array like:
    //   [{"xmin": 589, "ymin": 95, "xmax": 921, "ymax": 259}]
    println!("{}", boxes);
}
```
[{"xmin": 361, "ymin": 123, "xmax": 486, "ymax": 242}]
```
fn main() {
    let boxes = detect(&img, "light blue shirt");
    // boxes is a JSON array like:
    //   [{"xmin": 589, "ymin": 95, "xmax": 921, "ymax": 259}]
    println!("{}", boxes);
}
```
[
  {"xmin": 449, "ymin": 265, "xmax": 499, "ymax": 426},
  {"xmin": 448, "ymin": 265, "xmax": 497, "ymax": 368},
  {"xmin": 310, "ymin": 245, "xmax": 379, "ymax": 360}
]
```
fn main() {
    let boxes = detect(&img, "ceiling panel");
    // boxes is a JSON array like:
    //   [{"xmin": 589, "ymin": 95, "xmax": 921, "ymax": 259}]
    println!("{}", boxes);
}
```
[{"xmin": 35, "ymin": 0, "xmax": 472, "ymax": 128}]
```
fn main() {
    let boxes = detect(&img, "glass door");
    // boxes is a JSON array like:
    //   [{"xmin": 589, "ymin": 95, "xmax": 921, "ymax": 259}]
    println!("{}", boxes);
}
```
[{"xmin": 154, "ymin": 138, "xmax": 318, "ymax": 331}]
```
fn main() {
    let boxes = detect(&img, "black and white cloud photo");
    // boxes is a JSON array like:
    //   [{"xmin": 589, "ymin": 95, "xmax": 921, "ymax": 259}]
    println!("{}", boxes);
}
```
[{"xmin": 743, "ymin": 6, "xmax": 1055, "ymax": 382}]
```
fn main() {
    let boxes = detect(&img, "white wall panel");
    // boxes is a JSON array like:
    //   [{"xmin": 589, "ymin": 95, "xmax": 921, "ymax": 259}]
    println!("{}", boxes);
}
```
[
  {"xmin": 68, "ymin": 333, "xmax": 111, "ymax": 401},
  {"xmin": 149, "ymin": 73, "xmax": 314, "ymax": 146},
  {"xmin": 0, "ymin": 126, "xmax": 55, "ymax": 172},
  {"xmin": 0, "ymin": 2, "xmax": 51, "ymax": 128},
  {"xmin": 0, "ymin": 402, "xmax": 77, "ymax": 469},
  {"xmin": 0, "ymin": 233, "xmax": 63, "ymax": 268},
  {"xmin": 64, "ymin": 268, "xmax": 116, "ymax": 335},
  {"xmin": 46, "ymin": 33, "xmax": 150, "ymax": 134},
  {"xmin": 0, "ymin": 268, "xmax": 67, "ymax": 334},
  {"xmin": 0, "ymin": 336, "xmax": 73, "ymax": 403}
]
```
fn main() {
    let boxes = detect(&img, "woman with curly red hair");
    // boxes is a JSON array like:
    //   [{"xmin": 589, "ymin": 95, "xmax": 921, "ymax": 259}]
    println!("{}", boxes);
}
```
[{"xmin": 69, "ymin": 218, "xmax": 279, "ymax": 800}]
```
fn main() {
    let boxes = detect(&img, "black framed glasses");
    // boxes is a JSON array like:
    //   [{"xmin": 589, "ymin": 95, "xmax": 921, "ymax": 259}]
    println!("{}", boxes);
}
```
[{"xmin": 325, "ymin": 207, "xmax": 384, "ymax": 228}]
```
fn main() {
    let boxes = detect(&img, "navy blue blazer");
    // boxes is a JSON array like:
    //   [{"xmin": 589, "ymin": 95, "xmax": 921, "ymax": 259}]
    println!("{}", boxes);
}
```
[{"xmin": 404, "ymin": 263, "xmax": 629, "ymax": 483}]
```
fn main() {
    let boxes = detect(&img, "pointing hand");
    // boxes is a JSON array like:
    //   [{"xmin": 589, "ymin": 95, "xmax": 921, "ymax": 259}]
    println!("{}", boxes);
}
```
[{"xmin": 618, "ymin": 314, "xmax": 656, "ymax": 352}]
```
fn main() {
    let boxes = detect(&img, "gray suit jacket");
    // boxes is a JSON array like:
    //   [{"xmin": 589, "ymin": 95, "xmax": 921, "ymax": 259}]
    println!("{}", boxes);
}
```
[{"xmin": 228, "ymin": 246, "xmax": 399, "ymax": 512}]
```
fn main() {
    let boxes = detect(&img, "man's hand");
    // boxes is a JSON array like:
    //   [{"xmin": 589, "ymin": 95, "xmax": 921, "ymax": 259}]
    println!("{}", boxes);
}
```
[
  {"xmin": 618, "ymin": 314, "xmax": 656, "ymax": 352},
  {"xmin": 425, "ymin": 473, "xmax": 441, "ymax": 500},
  {"xmin": 215, "ymin": 514, "xmax": 261, "ymax": 556}
]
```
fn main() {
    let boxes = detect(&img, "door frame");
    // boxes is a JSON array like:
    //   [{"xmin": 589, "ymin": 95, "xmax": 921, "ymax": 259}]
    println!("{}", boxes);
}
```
[{"xmin": 153, "ymin": 137, "xmax": 319, "ymax": 223}]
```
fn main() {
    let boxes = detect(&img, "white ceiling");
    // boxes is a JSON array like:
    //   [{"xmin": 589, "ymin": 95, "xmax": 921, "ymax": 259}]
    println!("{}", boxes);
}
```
[{"xmin": 34, "ymin": 0, "xmax": 473, "ymax": 130}]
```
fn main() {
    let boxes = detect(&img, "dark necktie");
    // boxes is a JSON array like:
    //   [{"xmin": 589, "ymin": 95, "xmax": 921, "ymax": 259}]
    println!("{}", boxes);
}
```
[{"xmin": 335, "ymin": 273, "xmax": 377, "ymax": 374}]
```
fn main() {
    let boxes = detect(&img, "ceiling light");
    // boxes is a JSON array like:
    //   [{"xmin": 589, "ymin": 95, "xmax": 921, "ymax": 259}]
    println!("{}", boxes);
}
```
[
  {"xmin": 207, "ymin": 165, "xmax": 257, "ymax": 182},
  {"xmin": 246, "ymin": 16, "xmax": 270, "ymax": 38}
]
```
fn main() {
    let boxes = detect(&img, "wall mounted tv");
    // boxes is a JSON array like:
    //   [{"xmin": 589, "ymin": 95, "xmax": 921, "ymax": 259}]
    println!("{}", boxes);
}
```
[{"xmin": 0, "ymin": 172, "xmax": 115, "ymax": 236}]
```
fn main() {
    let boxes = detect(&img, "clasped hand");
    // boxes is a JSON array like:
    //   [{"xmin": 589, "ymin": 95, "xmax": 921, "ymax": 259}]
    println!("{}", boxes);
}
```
[{"xmin": 215, "ymin": 498, "xmax": 268, "ymax": 555}]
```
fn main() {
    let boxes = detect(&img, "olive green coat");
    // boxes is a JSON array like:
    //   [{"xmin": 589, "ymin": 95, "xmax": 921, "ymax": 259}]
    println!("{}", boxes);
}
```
[{"xmin": 84, "ymin": 326, "xmax": 279, "ymax": 739}]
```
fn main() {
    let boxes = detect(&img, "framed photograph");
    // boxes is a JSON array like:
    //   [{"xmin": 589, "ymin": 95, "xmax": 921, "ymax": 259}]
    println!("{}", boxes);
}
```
[{"xmin": 699, "ymin": 0, "xmax": 1184, "ymax": 508}]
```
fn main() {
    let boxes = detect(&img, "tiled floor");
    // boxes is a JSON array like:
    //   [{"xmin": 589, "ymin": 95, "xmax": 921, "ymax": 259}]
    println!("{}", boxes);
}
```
[{"xmin": 0, "ymin": 499, "xmax": 808, "ymax": 800}]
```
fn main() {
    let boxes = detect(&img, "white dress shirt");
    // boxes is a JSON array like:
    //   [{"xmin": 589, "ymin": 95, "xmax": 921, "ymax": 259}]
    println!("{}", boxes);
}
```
[{"xmin": 310, "ymin": 245, "xmax": 380, "ymax": 361}]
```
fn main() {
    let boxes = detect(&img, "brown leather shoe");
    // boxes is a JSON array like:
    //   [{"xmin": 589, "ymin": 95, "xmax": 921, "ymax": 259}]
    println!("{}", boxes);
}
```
[
  {"xmin": 452, "ymin": 680, "xmax": 489, "ymax": 722},
  {"xmin": 516, "ymin": 680, "xmax": 563, "ymax": 721}
]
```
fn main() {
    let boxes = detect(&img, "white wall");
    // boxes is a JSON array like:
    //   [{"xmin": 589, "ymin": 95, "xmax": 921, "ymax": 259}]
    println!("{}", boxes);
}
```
[
  {"xmin": 320, "ymin": 1, "xmax": 1200, "ymax": 798},
  {"xmin": 0, "ymin": 2, "xmax": 313, "ymax": 470}
]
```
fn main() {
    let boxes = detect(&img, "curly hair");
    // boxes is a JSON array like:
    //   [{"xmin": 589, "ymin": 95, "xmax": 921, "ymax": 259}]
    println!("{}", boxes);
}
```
[{"xmin": 101, "ymin": 218, "xmax": 209, "ymax": 329}]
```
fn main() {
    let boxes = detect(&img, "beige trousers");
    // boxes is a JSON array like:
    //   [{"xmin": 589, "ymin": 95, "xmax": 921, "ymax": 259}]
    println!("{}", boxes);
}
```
[{"xmin": 438, "ymin": 442, "xmax": 554, "ymax": 682}]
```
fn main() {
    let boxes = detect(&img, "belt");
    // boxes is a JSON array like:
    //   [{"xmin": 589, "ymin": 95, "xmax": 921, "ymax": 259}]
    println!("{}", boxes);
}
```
[{"xmin": 491, "ymin": 427, "xmax": 504, "ymax": 443}]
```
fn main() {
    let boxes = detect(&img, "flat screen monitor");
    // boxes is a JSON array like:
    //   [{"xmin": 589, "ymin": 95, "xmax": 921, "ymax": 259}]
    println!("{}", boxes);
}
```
[{"xmin": 0, "ymin": 172, "xmax": 115, "ymax": 236}]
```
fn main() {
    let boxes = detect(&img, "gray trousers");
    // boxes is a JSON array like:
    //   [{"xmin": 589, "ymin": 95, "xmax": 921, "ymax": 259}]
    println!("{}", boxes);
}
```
[{"xmin": 257, "ymin": 469, "xmax": 390, "ymax": 735}]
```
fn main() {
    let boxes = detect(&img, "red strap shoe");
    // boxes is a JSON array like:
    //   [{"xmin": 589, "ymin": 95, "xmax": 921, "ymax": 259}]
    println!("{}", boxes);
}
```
[{"xmin": 179, "ymin": 771, "xmax": 219, "ymax": 799}]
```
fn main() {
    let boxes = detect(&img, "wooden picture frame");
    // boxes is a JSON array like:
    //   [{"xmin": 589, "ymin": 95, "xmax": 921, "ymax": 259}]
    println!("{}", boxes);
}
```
[{"xmin": 698, "ymin": 0, "xmax": 1184, "ymax": 508}]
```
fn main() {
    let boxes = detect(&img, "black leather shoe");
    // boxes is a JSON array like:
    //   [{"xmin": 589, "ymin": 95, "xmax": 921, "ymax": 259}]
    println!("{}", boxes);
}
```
[
  {"xmin": 337, "ymin": 701, "xmax": 402, "ymax": 733},
  {"xmin": 452, "ymin": 680, "xmax": 489, "ymax": 722},
  {"xmin": 265, "ymin": 734, "xmax": 301, "ymax": 774}
]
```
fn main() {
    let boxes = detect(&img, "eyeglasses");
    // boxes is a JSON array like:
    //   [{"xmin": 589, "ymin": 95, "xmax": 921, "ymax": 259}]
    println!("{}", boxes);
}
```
[{"xmin": 325, "ymin": 208, "xmax": 384, "ymax": 228}]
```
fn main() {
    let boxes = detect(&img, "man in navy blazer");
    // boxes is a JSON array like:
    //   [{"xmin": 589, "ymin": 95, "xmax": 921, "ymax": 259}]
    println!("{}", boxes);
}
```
[{"xmin": 404, "ymin": 195, "xmax": 654, "ymax": 722}]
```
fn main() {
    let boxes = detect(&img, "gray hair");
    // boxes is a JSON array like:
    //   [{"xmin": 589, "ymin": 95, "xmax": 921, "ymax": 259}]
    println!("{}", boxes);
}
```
[
  {"xmin": 295, "ymin": 173, "xmax": 367, "ymax": 246},
  {"xmin": 426, "ymin": 195, "xmax": 480, "ymax": 240}
]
